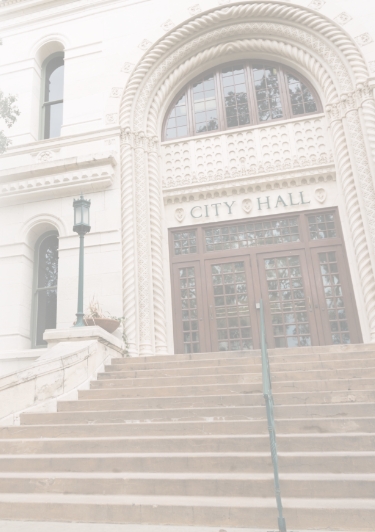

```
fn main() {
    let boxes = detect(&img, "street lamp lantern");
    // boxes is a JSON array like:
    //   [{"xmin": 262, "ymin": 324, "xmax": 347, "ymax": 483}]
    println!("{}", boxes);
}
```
[
  {"xmin": 73, "ymin": 195, "xmax": 91, "ymax": 234},
  {"xmin": 73, "ymin": 195, "xmax": 91, "ymax": 327}
]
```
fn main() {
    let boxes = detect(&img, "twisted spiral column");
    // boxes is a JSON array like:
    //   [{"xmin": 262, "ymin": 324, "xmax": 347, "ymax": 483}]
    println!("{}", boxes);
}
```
[
  {"xmin": 120, "ymin": 132, "xmax": 137, "ymax": 355},
  {"xmin": 345, "ymin": 108, "xmax": 375, "ymax": 257},
  {"xmin": 147, "ymin": 138, "xmax": 168, "ymax": 354},
  {"xmin": 134, "ymin": 135, "xmax": 153, "ymax": 355},
  {"xmin": 362, "ymin": 96, "xmax": 375, "ymax": 183},
  {"xmin": 329, "ymin": 116, "xmax": 375, "ymax": 339}
]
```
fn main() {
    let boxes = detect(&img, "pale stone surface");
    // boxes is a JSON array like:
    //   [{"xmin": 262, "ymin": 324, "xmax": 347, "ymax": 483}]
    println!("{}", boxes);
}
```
[
  {"xmin": 0, "ymin": 524, "xmax": 280, "ymax": 532},
  {"xmin": 44, "ymin": 325, "xmax": 123, "ymax": 350},
  {"xmin": 0, "ymin": 524, "xmax": 350, "ymax": 532},
  {"xmin": 0, "ymin": 349, "xmax": 44, "ymax": 376},
  {"xmin": 0, "ymin": 346, "xmax": 372, "ymax": 527},
  {"xmin": 1, "ymin": 0, "xmax": 375, "ymax": 352},
  {"xmin": 0, "ymin": 327, "xmax": 123, "ymax": 425}
]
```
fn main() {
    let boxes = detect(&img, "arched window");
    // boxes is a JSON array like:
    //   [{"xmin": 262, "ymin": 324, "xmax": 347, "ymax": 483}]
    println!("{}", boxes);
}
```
[
  {"xmin": 41, "ymin": 53, "xmax": 64, "ymax": 139},
  {"xmin": 163, "ymin": 61, "xmax": 321, "ymax": 140},
  {"xmin": 32, "ymin": 232, "xmax": 59, "ymax": 348}
]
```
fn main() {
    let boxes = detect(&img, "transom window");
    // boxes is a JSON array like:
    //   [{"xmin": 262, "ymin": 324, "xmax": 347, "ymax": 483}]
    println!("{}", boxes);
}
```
[{"xmin": 164, "ymin": 61, "xmax": 320, "ymax": 140}]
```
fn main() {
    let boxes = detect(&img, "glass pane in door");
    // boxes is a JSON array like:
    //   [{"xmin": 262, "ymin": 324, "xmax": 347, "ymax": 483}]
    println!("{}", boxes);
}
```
[
  {"xmin": 318, "ymin": 251, "xmax": 351, "ymax": 344},
  {"xmin": 211, "ymin": 261, "xmax": 253, "ymax": 351},
  {"xmin": 179, "ymin": 267, "xmax": 200, "ymax": 353},
  {"xmin": 265, "ymin": 255, "xmax": 311, "ymax": 347}
]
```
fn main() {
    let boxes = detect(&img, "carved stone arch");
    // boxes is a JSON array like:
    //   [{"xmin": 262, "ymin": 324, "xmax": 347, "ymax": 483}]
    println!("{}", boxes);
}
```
[
  {"xmin": 19, "ymin": 213, "xmax": 66, "ymax": 249},
  {"xmin": 120, "ymin": 1, "xmax": 375, "ymax": 355},
  {"xmin": 148, "ymin": 37, "xmax": 337, "ymax": 137}
]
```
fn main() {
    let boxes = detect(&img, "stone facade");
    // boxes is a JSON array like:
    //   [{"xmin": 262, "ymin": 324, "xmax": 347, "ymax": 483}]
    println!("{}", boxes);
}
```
[{"xmin": 1, "ymin": 0, "xmax": 375, "ymax": 355}]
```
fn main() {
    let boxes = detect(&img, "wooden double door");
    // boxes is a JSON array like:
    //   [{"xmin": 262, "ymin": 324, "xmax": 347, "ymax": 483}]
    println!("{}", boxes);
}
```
[{"xmin": 170, "ymin": 209, "xmax": 362, "ymax": 354}]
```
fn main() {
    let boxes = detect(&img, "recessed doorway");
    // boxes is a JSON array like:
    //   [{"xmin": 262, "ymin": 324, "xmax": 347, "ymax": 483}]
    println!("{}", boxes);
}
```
[{"xmin": 169, "ymin": 209, "xmax": 362, "ymax": 354}]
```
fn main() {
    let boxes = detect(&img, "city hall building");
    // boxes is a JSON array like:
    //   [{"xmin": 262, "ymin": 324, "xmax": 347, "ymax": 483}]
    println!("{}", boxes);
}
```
[{"xmin": 1, "ymin": 0, "xmax": 375, "ymax": 358}]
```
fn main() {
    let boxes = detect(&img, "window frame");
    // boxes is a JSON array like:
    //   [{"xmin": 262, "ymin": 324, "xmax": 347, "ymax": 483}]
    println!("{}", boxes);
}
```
[
  {"xmin": 162, "ymin": 60, "xmax": 322, "ymax": 141},
  {"xmin": 40, "ymin": 52, "xmax": 65, "ymax": 140},
  {"xmin": 31, "ymin": 231, "xmax": 59, "ymax": 348}
]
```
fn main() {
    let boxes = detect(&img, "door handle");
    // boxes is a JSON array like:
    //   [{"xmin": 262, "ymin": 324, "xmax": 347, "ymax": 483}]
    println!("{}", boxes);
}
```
[
  {"xmin": 209, "ymin": 305, "xmax": 214, "ymax": 319},
  {"xmin": 308, "ymin": 297, "xmax": 313, "ymax": 312}
]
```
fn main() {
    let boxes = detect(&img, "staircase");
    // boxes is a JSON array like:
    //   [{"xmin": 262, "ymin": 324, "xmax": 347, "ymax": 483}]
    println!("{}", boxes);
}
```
[{"xmin": 0, "ymin": 344, "xmax": 374, "ymax": 530}]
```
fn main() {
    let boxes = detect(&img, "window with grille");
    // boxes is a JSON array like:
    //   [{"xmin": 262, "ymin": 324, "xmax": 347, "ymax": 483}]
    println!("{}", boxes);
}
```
[
  {"xmin": 164, "ymin": 61, "xmax": 320, "ymax": 140},
  {"xmin": 173, "ymin": 231, "xmax": 197, "ymax": 255},
  {"xmin": 42, "ymin": 54, "xmax": 65, "ymax": 139},
  {"xmin": 308, "ymin": 213, "xmax": 337, "ymax": 240},
  {"xmin": 205, "ymin": 218, "xmax": 300, "ymax": 252},
  {"xmin": 33, "ymin": 232, "xmax": 59, "ymax": 348}
]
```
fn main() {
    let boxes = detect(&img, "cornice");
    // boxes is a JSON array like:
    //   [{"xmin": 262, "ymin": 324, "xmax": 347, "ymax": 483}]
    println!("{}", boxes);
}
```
[
  {"xmin": 0, "ymin": 152, "xmax": 117, "ymax": 206},
  {"xmin": 0, "ymin": 152, "xmax": 117, "ymax": 182},
  {"xmin": 163, "ymin": 163, "xmax": 336, "ymax": 202},
  {"xmin": 0, "ymin": 165, "xmax": 115, "ymax": 206}
]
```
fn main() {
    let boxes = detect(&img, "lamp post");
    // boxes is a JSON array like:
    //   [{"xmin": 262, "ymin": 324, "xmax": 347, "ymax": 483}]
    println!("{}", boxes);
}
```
[{"xmin": 73, "ymin": 195, "xmax": 91, "ymax": 327}]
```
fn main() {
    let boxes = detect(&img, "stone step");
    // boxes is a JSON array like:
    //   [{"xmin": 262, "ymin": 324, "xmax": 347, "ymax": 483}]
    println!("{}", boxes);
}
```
[
  {"xmin": 109, "ymin": 349, "xmax": 375, "ymax": 371},
  {"xmin": 102, "ymin": 358, "xmax": 375, "ymax": 378},
  {"xmin": 0, "ymin": 452, "xmax": 372, "ymax": 474},
  {"xmin": 2, "ymin": 418, "xmax": 375, "ymax": 439},
  {"xmin": 58, "ymin": 389, "xmax": 375, "ymax": 412},
  {"xmin": 91, "ymin": 367, "xmax": 375, "ymax": 389},
  {"xmin": 20, "ymin": 403, "xmax": 375, "ymax": 426},
  {"xmin": 0, "ymin": 472, "xmax": 372, "ymax": 498},
  {"xmin": 79, "ymin": 378, "xmax": 375, "ymax": 400},
  {"xmin": 0, "ymin": 434, "xmax": 374, "ymax": 454},
  {"xmin": 0, "ymin": 493, "xmax": 373, "ymax": 529},
  {"xmin": 111, "ymin": 344, "xmax": 375, "ymax": 366}
]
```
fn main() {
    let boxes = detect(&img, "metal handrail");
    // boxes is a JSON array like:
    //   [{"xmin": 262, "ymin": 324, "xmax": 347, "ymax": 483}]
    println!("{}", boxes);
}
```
[{"xmin": 259, "ymin": 299, "xmax": 287, "ymax": 532}]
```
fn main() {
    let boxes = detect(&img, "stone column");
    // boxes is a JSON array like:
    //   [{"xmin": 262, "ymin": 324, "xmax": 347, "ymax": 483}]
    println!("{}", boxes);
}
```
[
  {"xmin": 327, "ymin": 101, "xmax": 375, "ymax": 340},
  {"xmin": 120, "ymin": 128, "xmax": 138, "ymax": 356},
  {"xmin": 147, "ymin": 137, "xmax": 168, "ymax": 354}
]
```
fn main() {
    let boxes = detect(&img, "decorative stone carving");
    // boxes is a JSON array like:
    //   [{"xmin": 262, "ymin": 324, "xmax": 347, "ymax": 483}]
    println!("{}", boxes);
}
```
[
  {"xmin": 104, "ymin": 138, "xmax": 116, "ymax": 146},
  {"xmin": 164, "ymin": 172, "xmax": 335, "ymax": 202},
  {"xmin": 119, "ymin": 1, "xmax": 375, "ymax": 354},
  {"xmin": 368, "ymin": 61, "xmax": 375, "ymax": 73},
  {"xmin": 36, "ymin": 151, "xmax": 54, "ymax": 162},
  {"xmin": 315, "ymin": 188, "xmax": 327, "ymax": 203},
  {"xmin": 110, "ymin": 87, "xmax": 122, "ymax": 98},
  {"xmin": 135, "ymin": 21, "xmax": 354, "ymax": 134},
  {"xmin": 188, "ymin": 4, "xmax": 201, "ymax": 15},
  {"xmin": 162, "ymin": 117, "xmax": 332, "ymax": 188},
  {"xmin": 174, "ymin": 208, "xmax": 185, "ymax": 223},
  {"xmin": 242, "ymin": 199, "xmax": 253, "ymax": 214},
  {"xmin": 308, "ymin": 0, "xmax": 325, "ymax": 10},
  {"xmin": 355, "ymin": 33, "xmax": 373, "ymax": 47},
  {"xmin": 121, "ymin": 62, "xmax": 134, "ymax": 73},
  {"xmin": 334, "ymin": 12, "xmax": 352, "ymax": 25},
  {"xmin": 326, "ymin": 82, "xmax": 374, "ymax": 124},
  {"xmin": 161, "ymin": 19, "xmax": 175, "ymax": 32},
  {"xmin": 138, "ymin": 39, "xmax": 152, "ymax": 51},
  {"xmin": 0, "ymin": 167, "xmax": 114, "ymax": 206},
  {"xmin": 105, "ymin": 113, "xmax": 117, "ymax": 124}
]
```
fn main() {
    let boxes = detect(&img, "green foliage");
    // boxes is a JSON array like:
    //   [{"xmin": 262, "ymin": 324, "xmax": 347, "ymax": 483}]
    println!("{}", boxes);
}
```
[{"xmin": 0, "ymin": 90, "xmax": 20, "ymax": 154}]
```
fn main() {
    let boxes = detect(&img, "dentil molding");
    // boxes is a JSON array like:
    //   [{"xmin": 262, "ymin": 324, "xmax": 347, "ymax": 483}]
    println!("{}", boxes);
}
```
[{"xmin": 0, "ymin": 153, "xmax": 117, "ymax": 206}]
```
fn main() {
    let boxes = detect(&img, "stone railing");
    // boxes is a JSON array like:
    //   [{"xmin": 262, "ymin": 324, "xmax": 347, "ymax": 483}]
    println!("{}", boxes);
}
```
[
  {"xmin": 161, "ymin": 114, "xmax": 333, "ymax": 191},
  {"xmin": 0, "ymin": 327, "xmax": 123, "ymax": 425}
]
